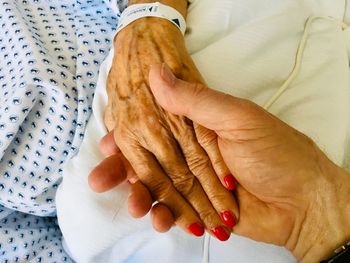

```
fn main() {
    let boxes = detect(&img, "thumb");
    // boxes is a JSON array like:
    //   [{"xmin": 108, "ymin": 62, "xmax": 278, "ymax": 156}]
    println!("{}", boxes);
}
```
[{"xmin": 149, "ymin": 63, "xmax": 267, "ymax": 131}]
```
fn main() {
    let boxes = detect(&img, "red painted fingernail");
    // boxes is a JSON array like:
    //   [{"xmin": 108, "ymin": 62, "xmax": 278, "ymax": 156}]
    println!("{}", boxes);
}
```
[
  {"xmin": 224, "ymin": 174, "xmax": 237, "ymax": 190},
  {"xmin": 220, "ymin": 211, "xmax": 237, "ymax": 229},
  {"xmin": 188, "ymin": 223, "xmax": 205, "ymax": 237},
  {"xmin": 211, "ymin": 226, "xmax": 230, "ymax": 241}
]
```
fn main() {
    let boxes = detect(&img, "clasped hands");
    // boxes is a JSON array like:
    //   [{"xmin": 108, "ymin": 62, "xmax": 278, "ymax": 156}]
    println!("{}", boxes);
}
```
[
  {"xmin": 93, "ymin": 17, "xmax": 238, "ymax": 241},
  {"xmin": 89, "ymin": 18, "xmax": 350, "ymax": 262}
]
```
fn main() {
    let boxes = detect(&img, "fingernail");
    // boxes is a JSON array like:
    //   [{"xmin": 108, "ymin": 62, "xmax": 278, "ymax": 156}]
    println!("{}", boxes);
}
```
[
  {"xmin": 160, "ymin": 63, "xmax": 176, "ymax": 86},
  {"xmin": 220, "ymin": 211, "xmax": 237, "ymax": 229},
  {"xmin": 188, "ymin": 223, "xmax": 205, "ymax": 237},
  {"xmin": 224, "ymin": 174, "xmax": 237, "ymax": 191},
  {"xmin": 211, "ymin": 226, "xmax": 230, "ymax": 241}
]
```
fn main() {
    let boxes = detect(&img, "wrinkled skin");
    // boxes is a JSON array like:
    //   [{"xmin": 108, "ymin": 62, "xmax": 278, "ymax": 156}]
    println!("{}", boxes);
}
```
[
  {"xmin": 103, "ymin": 18, "xmax": 239, "ymax": 238},
  {"xmin": 91, "ymin": 65, "xmax": 350, "ymax": 262}
]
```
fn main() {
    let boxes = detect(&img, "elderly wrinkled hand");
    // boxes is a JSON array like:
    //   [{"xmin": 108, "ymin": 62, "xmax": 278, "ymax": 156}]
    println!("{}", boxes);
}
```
[{"xmin": 99, "ymin": 18, "xmax": 239, "ymax": 241}]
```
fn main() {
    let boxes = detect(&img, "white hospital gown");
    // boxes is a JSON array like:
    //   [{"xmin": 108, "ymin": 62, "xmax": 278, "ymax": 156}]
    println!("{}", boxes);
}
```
[{"xmin": 0, "ymin": 0, "xmax": 126, "ymax": 261}]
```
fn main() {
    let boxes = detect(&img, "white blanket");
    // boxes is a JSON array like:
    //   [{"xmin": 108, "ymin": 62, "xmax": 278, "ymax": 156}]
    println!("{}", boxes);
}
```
[{"xmin": 56, "ymin": 0, "xmax": 350, "ymax": 262}]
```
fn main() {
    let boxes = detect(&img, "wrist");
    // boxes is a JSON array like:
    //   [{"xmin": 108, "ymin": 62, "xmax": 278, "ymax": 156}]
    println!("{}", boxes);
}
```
[
  {"xmin": 116, "ymin": 1, "xmax": 187, "ymax": 42},
  {"xmin": 128, "ymin": 0, "xmax": 188, "ymax": 18},
  {"xmin": 115, "ymin": 16, "xmax": 184, "ymax": 45},
  {"xmin": 288, "ymin": 153, "xmax": 350, "ymax": 262}
]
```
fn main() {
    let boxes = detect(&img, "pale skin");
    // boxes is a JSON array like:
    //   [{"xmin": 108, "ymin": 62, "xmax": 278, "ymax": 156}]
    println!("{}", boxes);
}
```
[
  {"xmin": 90, "ymin": 64, "xmax": 350, "ymax": 263},
  {"xmin": 102, "ymin": 0, "xmax": 239, "ymax": 240}
]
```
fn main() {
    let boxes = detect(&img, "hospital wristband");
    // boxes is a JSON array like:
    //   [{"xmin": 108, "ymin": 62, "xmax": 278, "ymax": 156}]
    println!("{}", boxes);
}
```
[{"xmin": 116, "ymin": 2, "xmax": 187, "ymax": 35}]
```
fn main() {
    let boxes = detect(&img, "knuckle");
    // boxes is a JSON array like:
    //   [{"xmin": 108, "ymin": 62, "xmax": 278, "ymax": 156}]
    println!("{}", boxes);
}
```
[
  {"xmin": 174, "ymin": 126, "xmax": 213, "ymax": 176},
  {"xmin": 147, "ymin": 179, "xmax": 173, "ymax": 200},
  {"xmin": 198, "ymin": 135, "xmax": 216, "ymax": 150},
  {"xmin": 149, "ymin": 135, "xmax": 175, "ymax": 161},
  {"xmin": 178, "ymin": 130, "xmax": 197, "ymax": 151},
  {"xmin": 172, "ymin": 173, "xmax": 196, "ymax": 197},
  {"xmin": 187, "ymin": 154, "xmax": 211, "ymax": 178},
  {"xmin": 207, "ymin": 188, "xmax": 229, "ymax": 202},
  {"xmin": 196, "ymin": 128, "xmax": 217, "ymax": 148},
  {"xmin": 176, "ymin": 128, "xmax": 203, "ymax": 156},
  {"xmin": 198, "ymin": 208, "xmax": 218, "ymax": 225}
]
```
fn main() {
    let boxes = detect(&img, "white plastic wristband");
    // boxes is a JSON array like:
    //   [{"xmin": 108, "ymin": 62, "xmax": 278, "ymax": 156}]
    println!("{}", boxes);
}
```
[{"xmin": 116, "ymin": 2, "xmax": 187, "ymax": 35}]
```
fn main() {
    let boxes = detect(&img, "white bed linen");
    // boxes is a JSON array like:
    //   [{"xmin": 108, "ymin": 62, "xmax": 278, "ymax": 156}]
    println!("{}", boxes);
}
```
[{"xmin": 56, "ymin": 0, "xmax": 350, "ymax": 262}]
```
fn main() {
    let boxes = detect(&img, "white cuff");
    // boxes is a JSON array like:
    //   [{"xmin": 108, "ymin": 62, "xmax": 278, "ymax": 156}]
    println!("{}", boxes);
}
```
[{"xmin": 116, "ymin": 2, "xmax": 187, "ymax": 35}]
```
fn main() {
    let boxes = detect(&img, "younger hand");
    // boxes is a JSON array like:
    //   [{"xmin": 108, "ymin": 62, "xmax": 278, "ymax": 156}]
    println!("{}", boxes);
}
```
[{"xmin": 149, "ymin": 64, "xmax": 350, "ymax": 262}]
